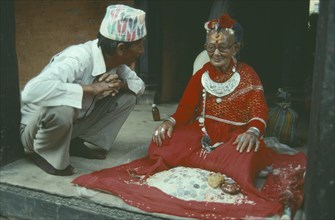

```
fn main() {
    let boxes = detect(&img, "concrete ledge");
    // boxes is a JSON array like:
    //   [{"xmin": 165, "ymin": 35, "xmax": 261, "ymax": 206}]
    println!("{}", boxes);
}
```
[
  {"xmin": 137, "ymin": 90, "xmax": 156, "ymax": 105},
  {"xmin": 0, "ymin": 183, "xmax": 167, "ymax": 220}
]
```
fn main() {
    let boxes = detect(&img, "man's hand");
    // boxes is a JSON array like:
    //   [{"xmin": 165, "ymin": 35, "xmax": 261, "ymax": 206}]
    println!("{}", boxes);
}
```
[
  {"xmin": 98, "ymin": 72, "xmax": 118, "ymax": 83},
  {"xmin": 152, "ymin": 121, "xmax": 174, "ymax": 147},
  {"xmin": 82, "ymin": 72, "xmax": 124, "ymax": 96}
]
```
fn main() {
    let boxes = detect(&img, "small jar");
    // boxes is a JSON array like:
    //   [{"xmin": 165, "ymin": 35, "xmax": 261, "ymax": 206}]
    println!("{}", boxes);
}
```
[{"xmin": 152, "ymin": 104, "xmax": 160, "ymax": 121}]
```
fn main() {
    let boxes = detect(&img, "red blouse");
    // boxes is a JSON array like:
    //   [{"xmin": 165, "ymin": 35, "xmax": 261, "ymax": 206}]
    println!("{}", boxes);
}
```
[{"xmin": 172, "ymin": 60, "xmax": 268, "ymax": 138}]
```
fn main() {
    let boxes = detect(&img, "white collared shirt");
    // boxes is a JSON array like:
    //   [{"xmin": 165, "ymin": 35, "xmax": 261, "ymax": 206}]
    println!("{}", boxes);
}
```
[{"xmin": 21, "ymin": 39, "xmax": 145, "ymax": 123}]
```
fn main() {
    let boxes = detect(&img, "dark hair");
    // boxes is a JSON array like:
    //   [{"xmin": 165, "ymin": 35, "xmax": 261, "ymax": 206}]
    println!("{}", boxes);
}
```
[
  {"xmin": 97, "ymin": 32, "xmax": 133, "ymax": 56},
  {"xmin": 232, "ymin": 21, "xmax": 244, "ymax": 44}
]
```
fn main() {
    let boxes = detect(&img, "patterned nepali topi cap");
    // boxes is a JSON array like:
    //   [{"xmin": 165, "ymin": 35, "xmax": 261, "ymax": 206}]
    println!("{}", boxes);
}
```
[{"xmin": 100, "ymin": 4, "xmax": 147, "ymax": 42}]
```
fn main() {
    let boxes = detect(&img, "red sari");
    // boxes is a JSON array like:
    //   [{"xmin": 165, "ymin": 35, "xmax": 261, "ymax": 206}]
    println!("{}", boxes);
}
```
[{"xmin": 73, "ymin": 61, "xmax": 306, "ymax": 219}]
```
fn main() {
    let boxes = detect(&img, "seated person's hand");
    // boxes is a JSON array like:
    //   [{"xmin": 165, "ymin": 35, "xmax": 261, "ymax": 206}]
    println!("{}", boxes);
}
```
[
  {"xmin": 152, "ymin": 121, "xmax": 174, "ymax": 147},
  {"xmin": 233, "ymin": 131, "xmax": 260, "ymax": 153}
]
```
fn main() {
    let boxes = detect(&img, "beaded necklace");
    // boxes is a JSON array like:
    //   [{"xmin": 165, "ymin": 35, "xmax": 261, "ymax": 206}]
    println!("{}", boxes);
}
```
[{"xmin": 199, "ymin": 65, "xmax": 240, "ymax": 155}]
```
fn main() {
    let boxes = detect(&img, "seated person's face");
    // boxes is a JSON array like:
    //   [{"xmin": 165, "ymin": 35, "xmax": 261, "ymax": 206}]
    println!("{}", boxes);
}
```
[
  {"xmin": 205, "ymin": 31, "xmax": 236, "ymax": 71},
  {"xmin": 122, "ymin": 38, "xmax": 146, "ymax": 66}
]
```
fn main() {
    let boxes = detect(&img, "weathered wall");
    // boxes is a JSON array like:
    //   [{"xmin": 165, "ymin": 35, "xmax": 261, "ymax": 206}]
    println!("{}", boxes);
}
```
[
  {"xmin": 15, "ymin": 0, "xmax": 133, "ymax": 89},
  {"xmin": 304, "ymin": 0, "xmax": 335, "ymax": 218},
  {"xmin": 1, "ymin": 0, "xmax": 23, "ymax": 166}
]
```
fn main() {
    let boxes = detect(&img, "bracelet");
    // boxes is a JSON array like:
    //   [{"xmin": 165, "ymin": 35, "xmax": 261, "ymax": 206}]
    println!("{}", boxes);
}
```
[
  {"xmin": 246, "ymin": 127, "xmax": 260, "ymax": 137},
  {"xmin": 164, "ymin": 116, "xmax": 176, "ymax": 126}
]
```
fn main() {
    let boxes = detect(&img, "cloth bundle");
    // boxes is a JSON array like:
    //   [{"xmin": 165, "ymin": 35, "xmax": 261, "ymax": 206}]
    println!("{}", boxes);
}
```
[{"xmin": 265, "ymin": 88, "xmax": 298, "ymax": 146}]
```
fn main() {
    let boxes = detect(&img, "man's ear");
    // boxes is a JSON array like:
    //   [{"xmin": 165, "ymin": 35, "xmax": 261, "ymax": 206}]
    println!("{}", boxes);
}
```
[{"xmin": 116, "ymin": 43, "xmax": 126, "ymax": 56}]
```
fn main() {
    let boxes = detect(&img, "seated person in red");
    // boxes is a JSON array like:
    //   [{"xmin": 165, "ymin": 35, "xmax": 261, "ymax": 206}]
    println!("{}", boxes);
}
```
[{"xmin": 73, "ymin": 14, "xmax": 306, "ymax": 219}]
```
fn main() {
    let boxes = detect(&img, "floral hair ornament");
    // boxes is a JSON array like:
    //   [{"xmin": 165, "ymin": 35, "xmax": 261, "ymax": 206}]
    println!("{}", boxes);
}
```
[{"xmin": 204, "ymin": 13, "xmax": 236, "ymax": 35}]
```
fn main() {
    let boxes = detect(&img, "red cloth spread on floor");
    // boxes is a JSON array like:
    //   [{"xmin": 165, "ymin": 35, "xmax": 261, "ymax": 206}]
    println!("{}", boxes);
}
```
[{"xmin": 72, "ymin": 61, "xmax": 306, "ymax": 219}]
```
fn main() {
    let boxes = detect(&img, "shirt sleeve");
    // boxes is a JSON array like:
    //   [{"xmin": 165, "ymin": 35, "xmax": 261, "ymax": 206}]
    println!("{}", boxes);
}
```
[
  {"xmin": 20, "ymin": 48, "xmax": 89, "ymax": 109},
  {"xmin": 171, "ymin": 71, "xmax": 203, "ymax": 127},
  {"xmin": 244, "ymin": 65, "xmax": 268, "ymax": 135},
  {"xmin": 247, "ymin": 89, "xmax": 268, "ymax": 136},
  {"xmin": 117, "ymin": 65, "xmax": 145, "ymax": 95}
]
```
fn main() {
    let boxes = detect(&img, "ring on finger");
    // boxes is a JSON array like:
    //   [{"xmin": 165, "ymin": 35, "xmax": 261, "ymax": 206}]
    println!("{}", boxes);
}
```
[
  {"xmin": 160, "ymin": 127, "xmax": 165, "ymax": 132},
  {"xmin": 154, "ymin": 130, "xmax": 159, "ymax": 136},
  {"xmin": 240, "ymin": 136, "xmax": 245, "ymax": 142}
]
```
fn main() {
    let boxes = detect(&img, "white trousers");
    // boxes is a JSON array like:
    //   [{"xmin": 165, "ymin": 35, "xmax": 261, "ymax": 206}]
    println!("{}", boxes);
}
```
[{"xmin": 20, "ymin": 92, "xmax": 136, "ymax": 170}]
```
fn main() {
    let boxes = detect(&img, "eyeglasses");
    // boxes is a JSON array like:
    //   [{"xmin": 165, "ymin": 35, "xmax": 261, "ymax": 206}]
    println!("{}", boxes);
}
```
[{"xmin": 204, "ymin": 42, "xmax": 236, "ymax": 53}]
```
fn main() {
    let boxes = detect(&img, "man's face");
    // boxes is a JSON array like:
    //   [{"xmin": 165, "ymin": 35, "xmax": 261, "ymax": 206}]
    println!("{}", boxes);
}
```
[
  {"xmin": 205, "ymin": 31, "xmax": 236, "ymax": 70},
  {"xmin": 122, "ymin": 38, "xmax": 145, "ymax": 66}
]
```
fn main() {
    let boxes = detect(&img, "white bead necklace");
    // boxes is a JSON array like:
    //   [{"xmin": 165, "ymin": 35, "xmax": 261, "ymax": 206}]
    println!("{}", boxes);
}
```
[
  {"xmin": 199, "ymin": 65, "xmax": 239, "ymax": 154},
  {"xmin": 201, "ymin": 65, "xmax": 240, "ymax": 103}
]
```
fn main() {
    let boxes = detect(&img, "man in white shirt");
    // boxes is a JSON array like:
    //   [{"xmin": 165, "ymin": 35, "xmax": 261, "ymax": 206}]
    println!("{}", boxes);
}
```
[{"xmin": 20, "ymin": 4, "xmax": 146, "ymax": 176}]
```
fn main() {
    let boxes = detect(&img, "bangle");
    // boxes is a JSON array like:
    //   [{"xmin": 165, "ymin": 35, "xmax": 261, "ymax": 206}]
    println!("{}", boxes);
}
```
[
  {"xmin": 164, "ymin": 116, "xmax": 176, "ymax": 126},
  {"xmin": 246, "ymin": 127, "xmax": 260, "ymax": 137}
]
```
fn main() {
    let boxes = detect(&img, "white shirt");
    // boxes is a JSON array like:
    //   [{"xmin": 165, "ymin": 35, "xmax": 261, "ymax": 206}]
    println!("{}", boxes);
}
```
[{"xmin": 21, "ymin": 39, "xmax": 145, "ymax": 124}]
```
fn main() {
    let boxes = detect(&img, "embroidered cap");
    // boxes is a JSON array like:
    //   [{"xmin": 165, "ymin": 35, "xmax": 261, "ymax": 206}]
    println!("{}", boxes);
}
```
[{"xmin": 100, "ymin": 4, "xmax": 147, "ymax": 42}]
